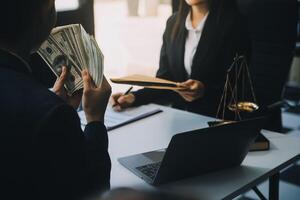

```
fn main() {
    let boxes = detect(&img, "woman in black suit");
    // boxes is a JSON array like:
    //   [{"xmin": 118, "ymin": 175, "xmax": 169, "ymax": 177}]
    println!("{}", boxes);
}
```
[{"xmin": 111, "ymin": 0, "xmax": 250, "ymax": 118}]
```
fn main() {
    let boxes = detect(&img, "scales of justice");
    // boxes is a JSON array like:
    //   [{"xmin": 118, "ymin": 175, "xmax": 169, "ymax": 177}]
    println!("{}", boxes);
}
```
[{"xmin": 208, "ymin": 55, "xmax": 260, "ymax": 127}]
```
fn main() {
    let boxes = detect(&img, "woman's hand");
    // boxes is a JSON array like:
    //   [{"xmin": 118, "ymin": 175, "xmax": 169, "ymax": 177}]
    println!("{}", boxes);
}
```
[
  {"xmin": 52, "ymin": 66, "xmax": 82, "ymax": 109},
  {"xmin": 176, "ymin": 79, "xmax": 205, "ymax": 102},
  {"xmin": 110, "ymin": 93, "xmax": 136, "ymax": 112}
]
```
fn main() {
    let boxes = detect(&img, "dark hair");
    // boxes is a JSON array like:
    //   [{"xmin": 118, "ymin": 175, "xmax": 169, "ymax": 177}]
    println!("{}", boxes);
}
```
[
  {"xmin": 171, "ymin": 0, "xmax": 229, "ymax": 40},
  {"xmin": 0, "ymin": 0, "xmax": 46, "ymax": 42}
]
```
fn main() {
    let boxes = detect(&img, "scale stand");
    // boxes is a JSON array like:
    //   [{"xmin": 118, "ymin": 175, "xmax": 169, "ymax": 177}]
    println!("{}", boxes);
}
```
[{"xmin": 208, "ymin": 55, "xmax": 259, "ymax": 127}]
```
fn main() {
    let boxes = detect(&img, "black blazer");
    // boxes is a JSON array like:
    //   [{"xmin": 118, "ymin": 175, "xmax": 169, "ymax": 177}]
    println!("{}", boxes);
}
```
[
  {"xmin": 133, "ymin": 6, "xmax": 250, "ymax": 118},
  {"xmin": 0, "ymin": 50, "xmax": 110, "ymax": 200}
]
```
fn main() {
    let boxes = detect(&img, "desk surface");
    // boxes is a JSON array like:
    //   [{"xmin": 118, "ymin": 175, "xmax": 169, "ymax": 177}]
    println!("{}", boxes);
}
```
[{"xmin": 100, "ymin": 104, "xmax": 300, "ymax": 200}]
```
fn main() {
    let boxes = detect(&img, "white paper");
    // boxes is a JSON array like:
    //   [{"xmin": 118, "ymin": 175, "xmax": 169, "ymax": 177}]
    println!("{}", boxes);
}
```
[{"xmin": 78, "ymin": 105, "xmax": 162, "ymax": 131}]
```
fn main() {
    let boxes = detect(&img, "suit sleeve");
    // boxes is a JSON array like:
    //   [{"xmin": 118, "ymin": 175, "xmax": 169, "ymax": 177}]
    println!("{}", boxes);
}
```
[
  {"xmin": 33, "ymin": 104, "xmax": 111, "ymax": 200},
  {"xmin": 132, "ymin": 16, "xmax": 178, "ymax": 106}
]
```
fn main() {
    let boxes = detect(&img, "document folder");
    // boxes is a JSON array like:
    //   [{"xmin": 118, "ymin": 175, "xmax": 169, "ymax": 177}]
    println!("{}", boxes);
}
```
[{"xmin": 110, "ymin": 74, "xmax": 186, "ymax": 91}]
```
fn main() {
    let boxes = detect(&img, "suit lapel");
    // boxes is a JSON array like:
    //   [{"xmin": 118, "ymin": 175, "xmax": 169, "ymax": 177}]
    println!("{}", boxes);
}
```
[
  {"xmin": 190, "ymin": 12, "xmax": 218, "ymax": 80},
  {"xmin": 178, "ymin": 27, "xmax": 188, "ymax": 80},
  {"xmin": 170, "ymin": 21, "xmax": 188, "ymax": 81}
]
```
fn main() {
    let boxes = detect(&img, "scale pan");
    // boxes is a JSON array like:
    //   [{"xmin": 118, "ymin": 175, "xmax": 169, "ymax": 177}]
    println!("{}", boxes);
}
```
[
  {"xmin": 208, "ymin": 120, "xmax": 235, "ymax": 127},
  {"xmin": 228, "ymin": 101, "xmax": 259, "ymax": 113}
]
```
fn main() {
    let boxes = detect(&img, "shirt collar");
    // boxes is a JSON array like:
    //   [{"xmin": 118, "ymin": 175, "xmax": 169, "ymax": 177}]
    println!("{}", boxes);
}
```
[
  {"xmin": 0, "ymin": 48, "xmax": 32, "ymax": 75},
  {"xmin": 185, "ymin": 11, "xmax": 209, "ymax": 32}
]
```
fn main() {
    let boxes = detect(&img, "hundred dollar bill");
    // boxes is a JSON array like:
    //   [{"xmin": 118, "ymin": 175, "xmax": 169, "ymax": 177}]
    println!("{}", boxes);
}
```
[
  {"xmin": 50, "ymin": 31, "xmax": 81, "ymax": 68},
  {"xmin": 38, "ymin": 37, "xmax": 83, "ymax": 94}
]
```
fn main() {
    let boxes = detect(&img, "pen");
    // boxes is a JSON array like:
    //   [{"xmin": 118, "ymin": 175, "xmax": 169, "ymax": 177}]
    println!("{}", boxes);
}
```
[
  {"xmin": 113, "ymin": 86, "xmax": 133, "ymax": 108},
  {"xmin": 124, "ymin": 86, "xmax": 133, "ymax": 95}
]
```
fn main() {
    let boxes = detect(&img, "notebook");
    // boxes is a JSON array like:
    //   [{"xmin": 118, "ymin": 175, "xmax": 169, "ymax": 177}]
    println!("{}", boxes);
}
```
[
  {"xmin": 250, "ymin": 133, "xmax": 270, "ymax": 151},
  {"xmin": 78, "ymin": 105, "xmax": 163, "ymax": 131}
]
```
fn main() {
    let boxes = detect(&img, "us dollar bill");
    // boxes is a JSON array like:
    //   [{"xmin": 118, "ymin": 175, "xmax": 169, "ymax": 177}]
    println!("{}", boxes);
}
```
[
  {"xmin": 38, "ymin": 37, "xmax": 83, "ymax": 94},
  {"xmin": 38, "ymin": 24, "xmax": 104, "ymax": 94}
]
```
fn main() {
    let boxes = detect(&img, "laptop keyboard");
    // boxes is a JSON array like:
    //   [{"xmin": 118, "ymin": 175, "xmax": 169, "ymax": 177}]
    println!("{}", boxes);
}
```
[{"xmin": 136, "ymin": 162, "xmax": 161, "ymax": 180}]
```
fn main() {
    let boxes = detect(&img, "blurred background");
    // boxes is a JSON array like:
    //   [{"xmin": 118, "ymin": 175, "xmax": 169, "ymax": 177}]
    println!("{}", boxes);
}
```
[
  {"xmin": 54, "ymin": 0, "xmax": 300, "ymax": 93},
  {"xmin": 56, "ymin": 0, "xmax": 172, "ymax": 79},
  {"xmin": 53, "ymin": 0, "xmax": 300, "ymax": 113},
  {"xmin": 52, "ymin": 0, "xmax": 300, "ymax": 199}
]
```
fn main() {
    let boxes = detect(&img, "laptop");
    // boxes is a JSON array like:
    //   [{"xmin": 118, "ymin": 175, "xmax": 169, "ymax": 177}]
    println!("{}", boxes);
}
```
[{"xmin": 118, "ymin": 117, "xmax": 265, "ymax": 186}]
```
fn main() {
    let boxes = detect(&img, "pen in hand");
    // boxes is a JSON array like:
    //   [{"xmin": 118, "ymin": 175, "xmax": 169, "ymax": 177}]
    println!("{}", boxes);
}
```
[
  {"xmin": 112, "ymin": 86, "xmax": 133, "ymax": 108},
  {"xmin": 124, "ymin": 86, "xmax": 133, "ymax": 95}
]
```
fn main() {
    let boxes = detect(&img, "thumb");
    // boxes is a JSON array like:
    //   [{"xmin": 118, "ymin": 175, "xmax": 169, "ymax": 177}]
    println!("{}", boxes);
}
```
[
  {"xmin": 54, "ymin": 66, "xmax": 68, "ymax": 90},
  {"xmin": 178, "ymin": 79, "xmax": 193, "ymax": 87},
  {"xmin": 82, "ymin": 69, "xmax": 93, "ymax": 90},
  {"xmin": 190, "ymin": 82, "xmax": 199, "ymax": 90},
  {"xmin": 184, "ymin": 79, "xmax": 194, "ymax": 85}
]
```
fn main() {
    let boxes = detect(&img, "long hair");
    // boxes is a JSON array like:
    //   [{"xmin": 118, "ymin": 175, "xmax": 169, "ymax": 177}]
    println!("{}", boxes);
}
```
[{"xmin": 171, "ymin": 0, "xmax": 232, "ymax": 41}]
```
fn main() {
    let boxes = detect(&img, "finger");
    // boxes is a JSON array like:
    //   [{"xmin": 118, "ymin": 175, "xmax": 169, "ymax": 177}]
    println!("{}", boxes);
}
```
[
  {"xmin": 181, "ymin": 94, "xmax": 194, "ymax": 102},
  {"xmin": 179, "ymin": 92, "xmax": 195, "ymax": 98},
  {"xmin": 97, "ymin": 76, "xmax": 109, "ymax": 89},
  {"xmin": 185, "ymin": 79, "xmax": 194, "ymax": 84},
  {"xmin": 110, "ymin": 93, "xmax": 122, "ymax": 106},
  {"xmin": 178, "ymin": 79, "xmax": 194, "ymax": 87},
  {"xmin": 61, "ymin": 65, "xmax": 68, "ymax": 77},
  {"xmin": 113, "ymin": 105, "xmax": 123, "ymax": 112},
  {"xmin": 180, "ymin": 95, "xmax": 192, "ymax": 102},
  {"xmin": 177, "ymin": 84, "xmax": 193, "ymax": 91},
  {"xmin": 176, "ymin": 84, "xmax": 193, "ymax": 92},
  {"xmin": 179, "ymin": 91, "xmax": 197, "ymax": 96},
  {"xmin": 110, "ymin": 96, "xmax": 119, "ymax": 107},
  {"xmin": 181, "ymin": 92, "xmax": 202, "ymax": 102},
  {"xmin": 112, "ymin": 93, "xmax": 123, "ymax": 98},
  {"xmin": 59, "ymin": 66, "xmax": 68, "ymax": 83},
  {"xmin": 190, "ymin": 85, "xmax": 199, "ymax": 91},
  {"xmin": 71, "ymin": 89, "xmax": 83, "ymax": 98},
  {"xmin": 110, "ymin": 99, "xmax": 118, "ymax": 107},
  {"xmin": 82, "ymin": 69, "xmax": 93, "ymax": 90},
  {"xmin": 54, "ymin": 66, "xmax": 68, "ymax": 89},
  {"xmin": 117, "ymin": 95, "xmax": 128, "ymax": 104},
  {"xmin": 177, "ymin": 82, "xmax": 188, "ymax": 88},
  {"xmin": 185, "ymin": 91, "xmax": 203, "ymax": 98},
  {"xmin": 190, "ymin": 81, "xmax": 204, "ymax": 91}
]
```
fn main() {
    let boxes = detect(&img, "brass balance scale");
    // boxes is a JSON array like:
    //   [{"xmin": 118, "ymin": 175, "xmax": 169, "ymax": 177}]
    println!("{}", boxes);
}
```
[{"xmin": 208, "ymin": 55, "xmax": 259, "ymax": 127}]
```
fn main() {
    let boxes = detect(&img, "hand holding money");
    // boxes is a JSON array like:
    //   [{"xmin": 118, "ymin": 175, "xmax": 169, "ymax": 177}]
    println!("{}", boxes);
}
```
[
  {"xmin": 82, "ymin": 70, "xmax": 111, "ymax": 123},
  {"xmin": 38, "ymin": 24, "xmax": 104, "ymax": 95},
  {"xmin": 52, "ymin": 66, "xmax": 82, "ymax": 109}
]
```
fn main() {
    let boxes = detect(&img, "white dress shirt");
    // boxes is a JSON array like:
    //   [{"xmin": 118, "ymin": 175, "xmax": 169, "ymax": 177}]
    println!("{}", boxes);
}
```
[{"xmin": 184, "ymin": 12, "xmax": 209, "ymax": 76}]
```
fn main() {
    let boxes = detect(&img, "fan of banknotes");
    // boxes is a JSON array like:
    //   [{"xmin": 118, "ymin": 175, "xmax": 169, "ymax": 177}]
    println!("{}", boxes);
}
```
[{"xmin": 38, "ymin": 24, "xmax": 104, "ymax": 94}]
